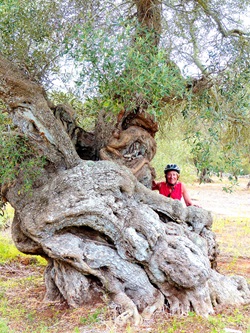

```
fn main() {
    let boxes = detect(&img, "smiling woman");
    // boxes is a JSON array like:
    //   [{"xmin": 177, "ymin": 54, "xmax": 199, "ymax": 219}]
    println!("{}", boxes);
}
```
[{"xmin": 152, "ymin": 163, "xmax": 194, "ymax": 206}]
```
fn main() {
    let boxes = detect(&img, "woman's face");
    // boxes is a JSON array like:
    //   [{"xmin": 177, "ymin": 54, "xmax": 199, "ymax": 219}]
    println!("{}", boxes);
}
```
[{"xmin": 166, "ymin": 171, "xmax": 179, "ymax": 185}]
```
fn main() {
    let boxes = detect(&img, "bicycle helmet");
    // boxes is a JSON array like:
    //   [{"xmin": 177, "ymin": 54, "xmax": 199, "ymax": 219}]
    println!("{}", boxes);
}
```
[{"xmin": 164, "ymin": 164, "xmax": 180, "ymax": 174}]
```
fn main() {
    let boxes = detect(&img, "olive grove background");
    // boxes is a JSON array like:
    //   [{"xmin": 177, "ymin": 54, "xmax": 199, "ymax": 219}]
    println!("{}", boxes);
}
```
[{"xmin": 0, "ymin": 0, "xmax": 250, "ymax": 326}]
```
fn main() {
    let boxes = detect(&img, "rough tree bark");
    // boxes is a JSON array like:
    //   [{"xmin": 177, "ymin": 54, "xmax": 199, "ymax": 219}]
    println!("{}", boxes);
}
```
[{"xmin": 1, "ymin": 56, "xmax": 250, "ymax": 325}]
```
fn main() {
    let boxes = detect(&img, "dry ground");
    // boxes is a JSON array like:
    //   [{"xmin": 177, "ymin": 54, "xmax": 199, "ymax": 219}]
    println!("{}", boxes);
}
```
[
  {"xmin": 0, "ymin": 178, "xmax": 250, "ymax": 333},
  {"xmin": 188, "ymin": 177, "xmax": 250, "ymax": 218}
]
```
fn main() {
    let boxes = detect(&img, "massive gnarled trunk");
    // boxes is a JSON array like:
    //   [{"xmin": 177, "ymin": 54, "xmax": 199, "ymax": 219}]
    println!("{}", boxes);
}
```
[{"xmin": 1, "ymin": 56, "xmax": 249, "ymax": 325}]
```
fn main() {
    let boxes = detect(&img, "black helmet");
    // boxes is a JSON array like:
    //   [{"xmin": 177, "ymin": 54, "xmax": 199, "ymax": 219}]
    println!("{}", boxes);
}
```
[{"xmin": 164, "ymin": 164, "xmax": 180, "ymax": 174}]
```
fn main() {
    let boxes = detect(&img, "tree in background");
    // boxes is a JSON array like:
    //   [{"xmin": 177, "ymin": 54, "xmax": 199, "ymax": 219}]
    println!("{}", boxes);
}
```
[{"xmin": 0, "ymin": 0, "xmax": 250, "ymax": 325}]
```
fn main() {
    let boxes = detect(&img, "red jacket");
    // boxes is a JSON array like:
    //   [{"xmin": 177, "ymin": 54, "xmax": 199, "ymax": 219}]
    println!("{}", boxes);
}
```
[{"xmin": 152, "ymin": 181, "xmax": 182, "ymax": 200}]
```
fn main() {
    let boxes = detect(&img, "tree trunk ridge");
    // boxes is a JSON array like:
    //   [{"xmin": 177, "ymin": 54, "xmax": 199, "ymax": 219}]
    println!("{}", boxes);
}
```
[{"xmin": 9, "ymin": 161, "xmax": 250, "ymax": 324}]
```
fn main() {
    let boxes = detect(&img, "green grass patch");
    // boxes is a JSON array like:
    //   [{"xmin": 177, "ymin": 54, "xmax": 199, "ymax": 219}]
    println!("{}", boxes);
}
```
[
  {"xmin": 0, "ymin": 273, "xmax": 43, "ymax": 290},
  {"xmin": 0, "ymin": 234, "xmax": 24, "ymax": 264},
  {"xmin": 0, "ymin": 234, "xmax": 47, "ymax": 266},
  {"xmin": 152, "ymin": 308, "xmax": 250, "ymax": 333},
  {"xmin": 0, "ymin": 317, "xmax": 15, "ymax": 333},
  {"xmin": 79, "ymin": 308, "xmax": 103, "ymax": 325}
]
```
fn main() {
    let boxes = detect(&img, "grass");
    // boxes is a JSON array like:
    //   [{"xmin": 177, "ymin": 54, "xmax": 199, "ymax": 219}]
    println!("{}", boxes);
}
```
[
  {"xmin": 0, "ymin": 234, "xmax": 21, "ymax": 264},
  {"xmin": 0, "ymin": 203, "xmax": 14, "ymax": 230},
  {"xmin": 212, "ymin": 216, "xmax": 250, "ymax": 285},
  {"xmin": 0, "ymin": 209, "xmax": 249, "ymax": 332},
  {"xmin": 0, "ymin": 234, "xmax": 47, "ymax": 266},
  {"xmin": 213, "ymin": 217, "xmax": 250, "ymax": 258}
]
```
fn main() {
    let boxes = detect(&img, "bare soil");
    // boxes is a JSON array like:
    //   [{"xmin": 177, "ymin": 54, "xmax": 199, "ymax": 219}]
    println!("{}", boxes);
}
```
[{"xmin": 188, "ymin": 177, "xmax": 250, "ymax": 218}]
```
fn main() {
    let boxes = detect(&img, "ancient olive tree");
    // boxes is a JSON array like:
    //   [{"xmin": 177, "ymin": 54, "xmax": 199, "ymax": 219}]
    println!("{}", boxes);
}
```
[
  {"xmin": 1, "ymin": 0, "xmax": 250, "ymax": 326},
  {"xmin": 1, "ymin": 56, "xmax": 249, "ymax": 324}
]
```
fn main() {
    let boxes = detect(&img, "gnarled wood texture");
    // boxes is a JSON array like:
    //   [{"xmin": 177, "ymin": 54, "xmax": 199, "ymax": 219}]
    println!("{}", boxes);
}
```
[{"xmin": 9, "ymin": 161, "xmax": 250, "ymax": 324}]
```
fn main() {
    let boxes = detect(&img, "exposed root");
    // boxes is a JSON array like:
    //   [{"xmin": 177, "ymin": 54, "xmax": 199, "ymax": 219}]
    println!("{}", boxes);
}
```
[{"xmin": 114, "ymin": 292, "xmax": 143, "ymax": 326}]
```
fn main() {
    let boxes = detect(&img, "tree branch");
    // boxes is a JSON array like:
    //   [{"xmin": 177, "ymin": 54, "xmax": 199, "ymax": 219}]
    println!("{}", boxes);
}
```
[
  {"xmin": 0, "ymin": 55, "xmax": 80, "ymax": 169},
  {"xmin": 196, "ymin": 0, "xmax": 249, "ymax": 38}
]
